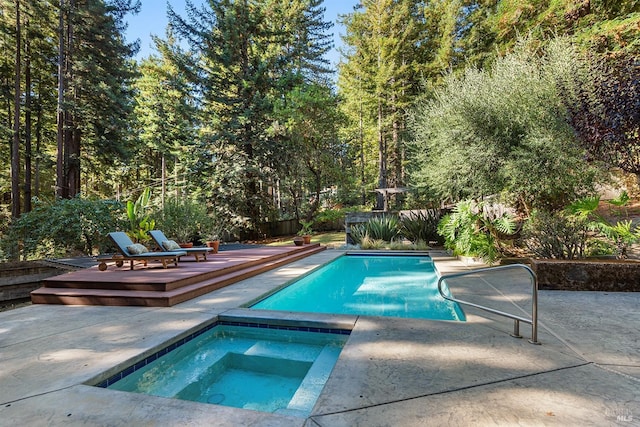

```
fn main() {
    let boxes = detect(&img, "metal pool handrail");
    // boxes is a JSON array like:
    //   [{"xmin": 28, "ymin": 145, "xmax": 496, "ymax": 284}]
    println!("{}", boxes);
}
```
[{"xmin": 437, "ymin": 264, "xmax": 540, "ymax": 345}]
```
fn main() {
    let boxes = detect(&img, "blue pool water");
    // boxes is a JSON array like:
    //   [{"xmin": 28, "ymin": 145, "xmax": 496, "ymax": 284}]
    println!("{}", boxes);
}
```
[
  {"xmin": 252, "ymin": 255, "xmax": 465, "ymax": 321},
  {"xmin": 104, "ymin": 323, "xmax": 348, "ymax": 417}
]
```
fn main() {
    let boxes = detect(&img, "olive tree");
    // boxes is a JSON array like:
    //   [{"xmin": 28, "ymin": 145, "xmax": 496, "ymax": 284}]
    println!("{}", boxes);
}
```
[{"xmin": 409, "ymin": 38, "xmax": 602, "ymax": 213}]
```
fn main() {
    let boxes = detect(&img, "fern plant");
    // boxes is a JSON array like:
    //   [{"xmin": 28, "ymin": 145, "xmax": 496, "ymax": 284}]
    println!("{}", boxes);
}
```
[
  {"xmin": 567, "ymin": 195, "xmax": 640, "ymax": 259},
  {"xmin": 438, "ymin": 199, "xmax": 516, "ymax": 264}
]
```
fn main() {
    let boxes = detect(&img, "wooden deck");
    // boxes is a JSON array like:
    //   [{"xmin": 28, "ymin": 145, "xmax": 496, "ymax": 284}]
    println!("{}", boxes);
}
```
[{"xmin": 31, "ymin": 244, "xmax": 325, "ymax": 307}]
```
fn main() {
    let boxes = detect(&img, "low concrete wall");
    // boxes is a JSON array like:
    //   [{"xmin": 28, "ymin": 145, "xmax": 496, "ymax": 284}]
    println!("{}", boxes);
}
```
[
  {"xmin": 0, "ymin": 261, "xmax": 71, "ymax": 303},
  {"xmin": 531, "ymin": 259, "xmax": 640, "ymax": 292}
]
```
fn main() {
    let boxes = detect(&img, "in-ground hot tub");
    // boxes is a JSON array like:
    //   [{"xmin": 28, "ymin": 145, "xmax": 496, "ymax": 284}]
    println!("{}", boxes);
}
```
[{"xmin": 94, "ymin": 321, "xmax": 349, "ymax": 418}]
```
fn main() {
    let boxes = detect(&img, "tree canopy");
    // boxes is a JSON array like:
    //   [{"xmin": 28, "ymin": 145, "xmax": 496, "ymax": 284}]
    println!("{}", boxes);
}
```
[
  {"xmin": 1, "ymin": 0, "xmax": 639, "ymax": 255},
  {"xmin": 409, "ymin": 38, "xmax": 603, "ymax": 213}
]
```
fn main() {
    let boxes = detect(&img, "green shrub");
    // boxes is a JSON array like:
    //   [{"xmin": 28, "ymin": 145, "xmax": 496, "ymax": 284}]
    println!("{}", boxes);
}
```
[
  {"xmin": 438, "ymin": 200, "xmax": 516, "ymax": 264},
  {"xmin": 522, "ymin": 210, "xmax": 589, "ymax": 259},
  {"xmin": 154, "ymin": 197, "xmax": 209, "ymax": 243},
  {"xmin": 314, "ymin": 208, "xmax": 345, "ymax": 231},
  {"xmin": 2, "ymin": 197, "xmax": 125, "ymax": 260},
  {"xmin": 410, "ymin": 37, "xmax": 601, "ymax": 212},
  {"xmin": 400, "ymin": 210, "xmax": 445, "ymax": 244},
  {"xmin": 586, "ymin": 238, "xmax": 616, "ymax": 257},
  {"xmin": 566, "ymin": 195, "xmax": 640, "ymax": 259}
]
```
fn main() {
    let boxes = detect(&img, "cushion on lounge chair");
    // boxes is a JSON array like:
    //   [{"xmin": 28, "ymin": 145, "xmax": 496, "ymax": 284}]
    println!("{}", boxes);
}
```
[
  {"xmin": 148, "ymin": 230, "xmax": 213, "ymax": 262},
  {"xmin": 162, "ymin": 240, "xmax": 181, "ymax": 251},
  {"xmin": 107, "ymin": 231, "xmax": 187, "ymax": 270},
  {"xmin": 127, "ymin": 243, "xmax": 149, "ymax": 254}
]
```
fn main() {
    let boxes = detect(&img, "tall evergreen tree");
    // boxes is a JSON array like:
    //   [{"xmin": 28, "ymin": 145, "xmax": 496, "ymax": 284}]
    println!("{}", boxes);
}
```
[
  {"xmin": 272, "ymin": 82, "xmax": 344, "ymax": 220},
  {"xmin": 168, "ymin": 0, "xmax": 334, "ymax": 231},
  {"xmin": 11, "ymin": 0, "xmax": 21, "ymax": 218},
  {"xmin": 339, "ymin": 0, "xmax": 430, "ymax": 209},
  {"xmin": 55, "ymin": 0, "xmax": 140, "ymax": 198},
  {"xmin": 132, "ymin": 32, "xmax": 198, "ymax": 203},
  {"xmin": 1, "ymin": 0, "xmax": 59, "ymax": 217}
]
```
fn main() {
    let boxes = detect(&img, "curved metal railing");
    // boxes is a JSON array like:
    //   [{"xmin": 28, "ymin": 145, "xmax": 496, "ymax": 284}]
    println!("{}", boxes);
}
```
[{"xmin": 437, "ymin": 264, "xmax": 540, "ymax": 345}]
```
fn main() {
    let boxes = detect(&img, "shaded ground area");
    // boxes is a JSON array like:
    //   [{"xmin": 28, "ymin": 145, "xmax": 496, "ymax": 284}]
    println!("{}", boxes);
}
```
[{"xmin": 0, "ymin": 298, "xmax": 31, "ymax": 312}]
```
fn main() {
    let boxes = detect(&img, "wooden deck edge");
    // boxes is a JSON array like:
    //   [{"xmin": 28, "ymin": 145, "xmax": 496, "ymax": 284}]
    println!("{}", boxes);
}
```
[
  {"xmin": 166, "ymin": 245, "xmax": 326, "ymax": 306},
  {"xmin": 31, "ymin": 245, "xmax": 326, "ymax": 307},
  {"xmin": 41, "ymin": 244, "xmax": 323, "ymax": 292}
]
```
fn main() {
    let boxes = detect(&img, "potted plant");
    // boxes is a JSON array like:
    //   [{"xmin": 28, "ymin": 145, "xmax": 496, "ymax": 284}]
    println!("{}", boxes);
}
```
[
  {"xmin": 202, "ymin": 219, "xmax": 225, "ymax": 254},
  {"xmin": 298, "ymin": 220, "xmax": 314, "ymax": 245}
]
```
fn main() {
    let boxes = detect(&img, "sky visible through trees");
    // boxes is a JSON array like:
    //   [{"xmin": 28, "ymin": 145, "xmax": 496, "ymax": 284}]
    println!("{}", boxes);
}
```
[{"xmin": 125, "ymin": 0, "xmax": 359, "ymax": 69}]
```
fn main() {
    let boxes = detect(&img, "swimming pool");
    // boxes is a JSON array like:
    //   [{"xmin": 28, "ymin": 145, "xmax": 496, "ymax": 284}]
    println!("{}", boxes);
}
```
[
  {"xmin": 99, "ymin": 322, "xmax": 349, "ymax": 417},
  {"xmin": 251, "ymin": 254, "xmax": 465, "ymax": 321}
]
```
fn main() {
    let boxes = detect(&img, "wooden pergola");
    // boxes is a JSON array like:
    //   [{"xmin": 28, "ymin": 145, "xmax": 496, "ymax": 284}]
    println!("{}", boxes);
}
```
[{"xmin": 373, "ymin": 187, "xmax": 410, "ymax": 212}]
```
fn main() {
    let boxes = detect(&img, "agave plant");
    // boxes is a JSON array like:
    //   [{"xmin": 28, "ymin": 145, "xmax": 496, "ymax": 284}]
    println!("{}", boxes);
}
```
[
  {"xmin": 349, "ymin": 215, "xmax": 401, "ymax": 245},
  {"xmin": 364, "ymin": 215, "xmax": 401, "ymax": 242},
  {"xmin": 349, "ymin": 223, "xmax": 367, "ymax": 245},
  {"xmin": 400, "ymin": 209, "xmax": 444, "ymax": 244}
]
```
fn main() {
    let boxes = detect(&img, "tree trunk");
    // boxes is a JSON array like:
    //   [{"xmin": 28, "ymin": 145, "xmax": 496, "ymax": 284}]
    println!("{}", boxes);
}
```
[
  {"xmin": 65, "ymin": 0, "xmax": 77, "ymax": 197},
  {"xmin": 161, "ymin": 155, "xmax": 166, "ymax": 209},
  {"xmin": 56, "ymin": 0, "xmax": 66, "ymax": 198},
  {"xmin": 35, "ymin": 89, "xmax": 42, "ymax": 197},
  {"xmin": 12, "ymin": 0, "xmax": 22, "ymax": 219},
  {"xmin": 359, "ymin": 87, "xmax": 366, "ymax": 205},
  {"xmin": 68, "ymin": 126, "xmax": 80, "ymax": 197},
  {"xmin": 24, "ymin": 26, "xmax": 32, "ymax": 212},
  {"xmin": 376, "ymin": 97, "xmax": 387, "ymax": 211}
]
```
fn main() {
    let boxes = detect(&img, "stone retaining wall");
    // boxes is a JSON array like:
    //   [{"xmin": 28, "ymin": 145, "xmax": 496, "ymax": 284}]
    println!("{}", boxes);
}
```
[{"xmin": 531, "ymin": 259, "xmax": 640, "ymax": 292}]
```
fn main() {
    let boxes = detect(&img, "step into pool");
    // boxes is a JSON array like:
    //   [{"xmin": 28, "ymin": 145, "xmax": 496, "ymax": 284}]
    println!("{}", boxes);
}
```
[{"xmin": 96, "ymin": 322, "xmax": 349, "ymax": 417}]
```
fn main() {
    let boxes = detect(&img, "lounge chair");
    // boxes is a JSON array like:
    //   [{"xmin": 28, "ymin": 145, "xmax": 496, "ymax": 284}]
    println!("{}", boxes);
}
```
[
  {"xmin": 107, "ymin": 232, "xmax": 187, "ymax": 270},
  {"xmin": 148, "ymin": 230, "xmax": 213, "ymax": 262}
]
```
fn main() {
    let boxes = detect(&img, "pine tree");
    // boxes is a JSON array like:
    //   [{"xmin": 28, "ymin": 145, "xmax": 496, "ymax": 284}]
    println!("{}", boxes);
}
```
[{"xmin": 132, "ymin": 31, "xmax": 198, "ymax": 205}]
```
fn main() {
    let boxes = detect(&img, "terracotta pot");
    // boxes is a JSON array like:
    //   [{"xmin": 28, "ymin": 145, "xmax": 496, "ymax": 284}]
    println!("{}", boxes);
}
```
[
  {"xmin": 206, "ymin": 240, "xmax": 220, "ymax": 253},
  {"xmin": 293, "ymin": 237, "xmax": 304, "ymax": 246},
  {"xmin": 302, "ymin": 235, "xmax": 311, "ymax": 245},
  {"xmin": 179, "ymin": 242, "xmax": 194, "ymax": 248}
]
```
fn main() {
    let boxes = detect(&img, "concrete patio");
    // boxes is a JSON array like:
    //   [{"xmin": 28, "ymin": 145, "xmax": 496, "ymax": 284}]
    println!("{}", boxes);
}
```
[{"xmin": 0, "ymin": 250, "xmax": 638, "ymax": 426}]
